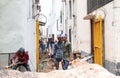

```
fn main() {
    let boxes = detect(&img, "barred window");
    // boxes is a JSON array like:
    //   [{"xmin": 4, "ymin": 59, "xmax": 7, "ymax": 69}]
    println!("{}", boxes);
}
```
[
  {"xmin": 87, "ymin": 0, "xmax": 113, "ymax": 14},
  {"xmin": 35, "ymin": 0, "xmax": 39, "ymax": 4}
]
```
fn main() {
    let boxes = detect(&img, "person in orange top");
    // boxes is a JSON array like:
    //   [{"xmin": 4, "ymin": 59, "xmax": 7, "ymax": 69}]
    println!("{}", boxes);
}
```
[{"xmin": 12, "ymin": 48, "xmax": 31, "ymax": 71}]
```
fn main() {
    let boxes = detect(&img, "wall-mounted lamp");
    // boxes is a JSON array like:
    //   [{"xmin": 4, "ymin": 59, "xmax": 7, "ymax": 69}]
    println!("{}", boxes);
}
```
[{"xmin": 39, "ymin": 13, "xmax": 47, "ymax": 26}]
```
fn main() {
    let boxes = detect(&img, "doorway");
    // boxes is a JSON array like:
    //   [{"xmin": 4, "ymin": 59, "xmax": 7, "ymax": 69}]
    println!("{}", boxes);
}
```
[{"xmin": 92, "ymin": 16, "xmax": 104, "ymax": 66}]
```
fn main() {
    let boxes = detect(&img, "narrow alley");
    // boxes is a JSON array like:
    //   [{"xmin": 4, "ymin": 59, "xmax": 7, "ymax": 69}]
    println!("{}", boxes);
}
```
[{"xmin": 0, "ymin": 0, "xmax": 120, "ymax": 78}]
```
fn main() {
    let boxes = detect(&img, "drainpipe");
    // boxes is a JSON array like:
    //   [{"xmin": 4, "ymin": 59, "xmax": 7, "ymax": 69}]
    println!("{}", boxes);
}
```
[
  {"xmin": 71, "ymin": 0, "xmax": 74, "ymax": 51},
  {"xmin": 113, "ymin": 0, "xmax": 120, "ymax": 63}
]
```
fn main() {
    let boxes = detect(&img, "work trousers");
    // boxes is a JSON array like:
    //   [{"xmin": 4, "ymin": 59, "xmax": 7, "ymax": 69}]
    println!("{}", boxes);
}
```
[
  {"xmin": 13, "ymin": 62, "xmax": 31, "ymax": 71},
  {"xmin": 62, "ymin": 59, "xmax": 69, "ymax": 70},
  {"xmin": 55, "ymin": 58, "xmax": 62, "ymax": 70}
]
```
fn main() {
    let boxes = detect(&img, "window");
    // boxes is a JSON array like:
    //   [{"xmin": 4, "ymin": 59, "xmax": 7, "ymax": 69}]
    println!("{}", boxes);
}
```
[
  {"xmin": 60, "ymin": 11, "xmax": 62, "ymax": 23},
  {"xmin": 87, "ymin": 0, "xmax": 113, "ymax": 14},
  {"xmin": 69, "ymin": 0, "xmax": 72, "ymax": 19},
  {"xmin": 35, "ymin": 0, "xmax": 39, "ymax": 4}
]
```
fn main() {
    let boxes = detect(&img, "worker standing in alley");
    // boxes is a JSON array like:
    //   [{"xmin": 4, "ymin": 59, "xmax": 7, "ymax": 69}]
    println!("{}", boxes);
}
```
[
  {"xmin": 12, "ymin": 47, "xmax": 31, "ymax": 71},
  {"xmin": 48, "ymin": 38, "xmax": 55, "ymax": 58},
  {"xmin": 54, "ymin": 34, "xmax": 64, "ymax": 70},
  {"xmin": 62, "ymin": 34, "xmax": 71, "ymax": 70}
]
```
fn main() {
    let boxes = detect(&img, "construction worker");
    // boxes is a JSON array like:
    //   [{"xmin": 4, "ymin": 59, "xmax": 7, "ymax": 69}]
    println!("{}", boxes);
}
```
[
  {"xmin": 62, "ymin": 34, "xmax": 72, "ymax": 70},
  {"xmin": 54, "ymin": 34, "xmax": 64, "ymax": 70},
  {"xmin": 12, "ymin": 48, "xmax": 31, "ymax": 71}
]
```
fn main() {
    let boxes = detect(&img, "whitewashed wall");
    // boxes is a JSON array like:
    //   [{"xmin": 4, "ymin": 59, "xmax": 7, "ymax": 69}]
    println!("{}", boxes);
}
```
[
  {"xmin": 0, "ymin": 0, "xmax": 36, "ymax": 71},
  {"xmin": 101, "ymin": 2, "xmax": 115, "ymax": 63},
  {"xmin": 93, "ymin": 1, "xmax": 120, "ymax": 74},
  {"xmin": 25, "ymin": 19, "xmax": 36, "ymax": 71},
  {"xmin": 61, "ymin": 0, "xmax": 120, "ymax": 74},
  {"xmin": 94, "ymin": 1, "xmax": 120, "ymax": 63},
  {"xmin": 75, "ymin": 0, "xmax": 119, "ymax": 62},
  {"xmin": 0, "ymin": 0, "xmax": 27, "ymax": 53},
  {"xmin": 73, "ymin": 0, "xmax": 91, "ymax": 53},
  {"xmin": 47, "ymin": 0, "xmax": 62, "ymax": 39}
]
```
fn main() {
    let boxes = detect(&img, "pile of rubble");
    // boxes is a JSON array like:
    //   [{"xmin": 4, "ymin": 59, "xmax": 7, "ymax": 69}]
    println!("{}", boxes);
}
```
[{"xmin": 0, "ymin": 59, "xmax": 120, "ymax": 78}]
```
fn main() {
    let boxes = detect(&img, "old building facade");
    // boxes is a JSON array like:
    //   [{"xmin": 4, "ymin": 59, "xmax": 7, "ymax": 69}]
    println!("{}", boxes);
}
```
[
  {"xmin": 0, "ymin": 0, "xmax": 41, "ymax": 71},
  {"xmin": 60, "ymin": 0, "xmax": 120, "ymax": 75}
]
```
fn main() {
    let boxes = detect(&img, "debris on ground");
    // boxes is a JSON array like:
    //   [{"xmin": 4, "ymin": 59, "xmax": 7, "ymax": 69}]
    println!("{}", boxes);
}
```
[
  {"xmin": 0, "ymin": 59, "xmax": 120, "ymax": 78},
  {"xmin": 40, "ymin": 58, "xmax": 55, "ymax": 72}
]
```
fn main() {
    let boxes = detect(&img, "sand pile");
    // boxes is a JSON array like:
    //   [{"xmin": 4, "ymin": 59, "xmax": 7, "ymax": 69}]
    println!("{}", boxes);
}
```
[{"xmin": 0, "ymin": 59, "xmax": 120, "ymax": 78}]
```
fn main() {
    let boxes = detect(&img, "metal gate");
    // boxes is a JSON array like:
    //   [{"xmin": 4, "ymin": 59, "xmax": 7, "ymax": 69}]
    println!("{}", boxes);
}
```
[{"xmin": 93, "ymin": 16, "xmax": 103, "ymax": 66}]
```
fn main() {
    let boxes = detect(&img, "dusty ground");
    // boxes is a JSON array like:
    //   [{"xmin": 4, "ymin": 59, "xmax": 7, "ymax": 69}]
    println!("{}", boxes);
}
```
[{"xmin": 0, "ymin": 59, "xmax": 120, "ymax": 78}]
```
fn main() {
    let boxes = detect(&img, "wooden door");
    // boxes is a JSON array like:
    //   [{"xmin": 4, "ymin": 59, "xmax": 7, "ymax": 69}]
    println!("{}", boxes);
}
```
[{"xmin": 93, "ymin": 16, "xmax": 103, "ymax": 66}]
